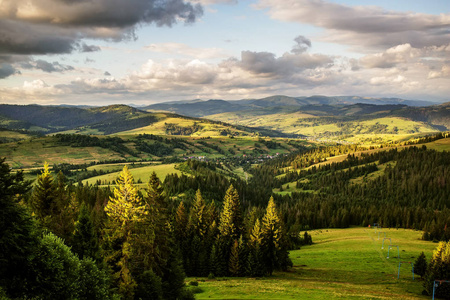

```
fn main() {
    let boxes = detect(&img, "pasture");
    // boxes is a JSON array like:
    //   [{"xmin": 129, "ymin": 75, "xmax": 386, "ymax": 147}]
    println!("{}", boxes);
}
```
[{"xmin": 188, "ymin": 227, "xmax": 436, "ymax": 299}]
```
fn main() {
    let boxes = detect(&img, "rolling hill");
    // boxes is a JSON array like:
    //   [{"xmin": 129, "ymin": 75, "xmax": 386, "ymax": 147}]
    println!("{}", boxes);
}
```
[{"xmin": 0, "ymin": 104, "xmax": 295, "ymax": 138}]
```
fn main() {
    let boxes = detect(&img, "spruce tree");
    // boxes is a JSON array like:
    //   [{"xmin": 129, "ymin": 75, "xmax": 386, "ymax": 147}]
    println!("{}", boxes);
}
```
[
  {"xmin": 72, "ymin": 203, "xmax": 99, "ymax": 261},
  {"xmin": 31, "ymin": 162, "xmax": 57, "ymax": 220},
  {"xmin": 218, "ymin": 184, "xmax": 243, "ymax": 241},
  {"xmin": 189, "ymin": 189, "xmax": 207, "ymax": 237},
  {"xmin": 0, "ymin": 159, "xmax": 37, "ymax": 298},
  {"xmin": 261, "ymin": 196, "xmax": 291, "ymax": 275},
  {"xmin": 413, "ymin": 252, "xmax": 427, "ymax": 278},
  {"xmin": 424, "ymin": 241, "xmax": 450, "ymax": 297},
  {"xmin": 229, "ymin": 239, "xmax": 240, "ymax": 276},
  {"xmin": 104, "ymin": 165, "xmax": 144, "ymax": 226},
  {"xmin": 104, "ymin": 165, "xmax": 143, "ymax": 299}
]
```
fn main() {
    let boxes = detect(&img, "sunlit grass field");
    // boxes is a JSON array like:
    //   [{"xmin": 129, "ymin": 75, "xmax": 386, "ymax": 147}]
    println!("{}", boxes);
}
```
[
  {"xmin": 82, "ymin": 163, "xmax": 182, "ymax": 186},
  {"xmin": 188, "ymin": 227, "xmax": 436, "ymax": 299}
]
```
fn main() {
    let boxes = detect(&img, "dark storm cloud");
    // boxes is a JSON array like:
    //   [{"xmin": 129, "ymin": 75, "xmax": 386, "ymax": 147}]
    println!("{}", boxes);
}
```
[{"xmin": 0, "ymin": 0, "xmax": 203, "ymax": 56}]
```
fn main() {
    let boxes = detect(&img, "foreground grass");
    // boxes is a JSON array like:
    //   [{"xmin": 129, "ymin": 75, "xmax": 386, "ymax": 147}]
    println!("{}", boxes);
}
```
[{"xmin": 188, "ymin": 227, "xmax": 436, "ymax": 299}]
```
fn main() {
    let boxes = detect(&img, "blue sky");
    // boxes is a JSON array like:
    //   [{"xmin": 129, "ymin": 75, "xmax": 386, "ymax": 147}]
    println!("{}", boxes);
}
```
[{"xmin": 0, "ymin": 0, "xmax": 449, "ymax": 105}]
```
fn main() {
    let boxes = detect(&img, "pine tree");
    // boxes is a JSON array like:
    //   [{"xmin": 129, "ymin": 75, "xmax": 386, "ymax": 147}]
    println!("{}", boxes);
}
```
[
  {"xmin": 52, "ymin": 171, "xmax": 77, "ymax": 243},
  {"xmin": 413, "ymin": 252, "xmax": 427, "ymax": 278},
  {"xmin": 261, "ymin": 196, "xmax": 291, "ymax": 275},
  {"xmin": 31, "ymin": 162, "xmax": 57, "ymax": 220},
  {"xmin": 218, "ymin": 184, "xmax": 243, "ymax": 241},
  {"xmin": 189, "ymin": 189, "xmax": 207, "ymax": 237},
  {"xmin": 229, "ymin": 240, "xmax": 240, "ymax": 276},
  {"xmin": 247, "ymin": 219, "xmax": 265, "ymax": 276},
  {"xmin": 0, "ymin": 159, "xmax": 37, "ymax": 298},
  {"xmin": 423, "ymin": 241, "xmax": 450, "ymax": 297},
  {"xmin": 104, "ymin": 166, "xmax": 143, "ymax": 299},
  {"xmin": 104, "ymin": 165, "xmax": 144, "ymax": 227},
  {"xmin": 175, "ymin": 202, "xmax": 188, "ymax": 242},
  {"xmin": 72, "ymin": 203, "xmax": 99, "ymax": 261}
]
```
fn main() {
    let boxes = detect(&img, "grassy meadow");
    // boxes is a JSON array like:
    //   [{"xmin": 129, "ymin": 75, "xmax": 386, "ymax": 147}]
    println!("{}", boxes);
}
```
[
  {"xmin": 208, "ymin": 112, "xmax": 439, "ymax": 144},
  {"xmin": 82, "ymin": 163, "xmax": 182, "ymax": 187},
  {"xmin": 187, "ymin": 227, "xmax": 436, "ymax": 299}
]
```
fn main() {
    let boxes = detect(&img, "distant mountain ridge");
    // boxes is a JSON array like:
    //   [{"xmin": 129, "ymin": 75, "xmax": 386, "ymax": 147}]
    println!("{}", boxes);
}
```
[{"xmin": 143, "ymin": 95, "xmax": 439, "ymax": 117}]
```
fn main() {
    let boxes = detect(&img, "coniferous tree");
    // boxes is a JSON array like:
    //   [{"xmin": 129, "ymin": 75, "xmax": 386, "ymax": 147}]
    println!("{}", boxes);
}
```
[
  {"xmin": 72, "ymin": 203, "xmax": 99, "ymax": 261},
  {"xmin": 423, "ymin": 241, "xmax": 450, "ymax": 297},
  {"xmin": 31, "ymin": 162, "xmax": 57, "ymax": 221},
  {"xmin": 218, "ymin": 184, "xmax": 243, "ymax": 241},
  {"xmin": 261, "ymin": 196, "xmax": 291, "ymax": 275},
  {"xmin": 0, "ymin": 159, "xmax": 37, "ymax": 298},
  {"xmin": 229, "ymin": 239, "xmax": 240, "ymax": 276},
  {"xmin": 52, "ymin": 171, "xmax": 78, "ymax": 243},
  {"xmin": 414, "ymin": 252, "xmax": 427, "ymax": 278},
  {"xmin": 104, "ymin": 165, "xmax": 143, "ymax": 299},
  {"xmin": 247, "ymin": 218, "xmax": 265, "ymax": 276},
  {"xmin": 189, "ymin": 189, "xmax": 207, "ymax": 237}
]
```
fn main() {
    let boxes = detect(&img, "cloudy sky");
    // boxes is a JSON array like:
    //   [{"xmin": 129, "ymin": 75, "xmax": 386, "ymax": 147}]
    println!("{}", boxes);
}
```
[{"xmin": 0, "ymin": 0, "xmax": 449, "ymax": 105}]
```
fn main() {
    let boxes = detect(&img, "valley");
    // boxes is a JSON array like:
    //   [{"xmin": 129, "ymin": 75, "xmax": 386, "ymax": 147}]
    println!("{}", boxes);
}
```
[{"xmin": 1, "ymin": 97, "xmax": 449, "ymax": 300}]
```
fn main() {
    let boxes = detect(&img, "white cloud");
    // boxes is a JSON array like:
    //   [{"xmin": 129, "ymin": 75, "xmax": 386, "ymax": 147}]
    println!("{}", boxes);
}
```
[
  {"xmin": 255, "ymin": 0, "xmax": 450, "ymax": 50},
  {"xmin": 428, "ymin": 65, "xmax": 450, "ymax": 79},
  {"xmin": 145, "ymin": 43, "xmax": 230, "ymax": 59}
]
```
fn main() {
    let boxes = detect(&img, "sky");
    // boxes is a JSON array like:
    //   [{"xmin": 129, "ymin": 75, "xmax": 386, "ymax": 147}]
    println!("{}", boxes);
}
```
[{"xmin": 0, "ymin": 0, "xmax": 449, "ymax": 105}]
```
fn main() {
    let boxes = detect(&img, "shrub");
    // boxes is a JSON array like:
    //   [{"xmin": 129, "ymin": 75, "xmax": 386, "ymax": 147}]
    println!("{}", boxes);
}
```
[{"xmin": 189, "ymin": 280, "xmax": 199, "ymax": 286}]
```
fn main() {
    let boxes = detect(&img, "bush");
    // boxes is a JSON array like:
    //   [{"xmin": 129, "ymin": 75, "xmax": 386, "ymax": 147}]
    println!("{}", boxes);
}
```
[
  {"xmin": 190, "ymin": 286, "xmax": 204, "ymax": 294},
  {"xmin": 189, "ymin": 280, "xmax": 199, "ymax": 286},
  {"xmin": 178, "ymin": 288, "xmax": 195, "ymax": 300}
]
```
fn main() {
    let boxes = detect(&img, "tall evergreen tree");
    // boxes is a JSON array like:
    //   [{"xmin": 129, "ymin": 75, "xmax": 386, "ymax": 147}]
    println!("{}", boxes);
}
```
[
  {"xmin": 31, "ymin": 162, "xmax": 57, "ymax": 220},
  {"xmin": 72, "ymin": 203, "xmax": 99, "ymax": 261},
  {"xmin": 0, "ymin": 158, "xmax": 37, "ymax": 298},
  {"xmin": 424, "ymin": 241, "xmax": 450, "ymax": 297},
  {"xmin": 229, "ymin": 239, "xmax": 240, "ymax": 276},
  {"xmin": 189, "ymin": 189, "xmax": 207, "ymax": 237},
  {"xmin": 218, "ymin": 184, "xmax": 243, "ymax": 241},
  {"xmin": 104, "ymin": 165, "xmax": 143, "ymax": 299},
  {"xmin": 261, "ymin": 196, "xmax": 291, "ymax": 275}
]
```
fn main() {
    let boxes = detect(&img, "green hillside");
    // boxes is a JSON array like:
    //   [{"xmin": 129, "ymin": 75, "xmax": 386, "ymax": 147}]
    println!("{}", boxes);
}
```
[{"xmin": 191, "ymin": 227, "xmax": 435, "ymax": 299}]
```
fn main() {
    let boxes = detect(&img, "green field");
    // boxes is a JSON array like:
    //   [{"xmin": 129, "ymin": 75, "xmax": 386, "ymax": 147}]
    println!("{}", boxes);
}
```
[
  {"xmin": 188, "ymin": 227, "xmax": 436, "ymax": 299},
  {"xmin": 82, "ymin": 163, "xmax": 182, "ymax": 186},
  {"xmin": 208, "ymin": 112, "xmax": 440, "ymax": 144},
  {"xmin": 0, "ymin": 137, "xmax": 125, "ymax": 169}
]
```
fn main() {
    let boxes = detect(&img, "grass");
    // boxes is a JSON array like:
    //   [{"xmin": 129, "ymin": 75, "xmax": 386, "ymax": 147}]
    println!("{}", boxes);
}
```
[
  {"xmin": 208, "ymin": 112, "xmax": 439, "ymax": 144},
  {"xmin": 0, "ymin": 137, "xmax": 125, "ymax": 169},
  {"xmin": 189, "ymin": 227, "xmax": 436, "ymax": 299},
  {"xmin": 423, "ymin": 138, "xmax": 450, "ymax": 151},
  {"xmin": 82, "ymin": 163, "xmax": 182, "ymax": 186}
]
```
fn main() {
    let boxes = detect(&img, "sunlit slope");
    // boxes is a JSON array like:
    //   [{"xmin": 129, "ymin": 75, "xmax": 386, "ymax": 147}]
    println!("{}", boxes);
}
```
[
  {"xmin": 191, "ymin": 227, "xmax": 435, "ymax": 299},
  {"xmin": 209, "ymin": 111, "xmax": 439, "ymax": 143}
]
